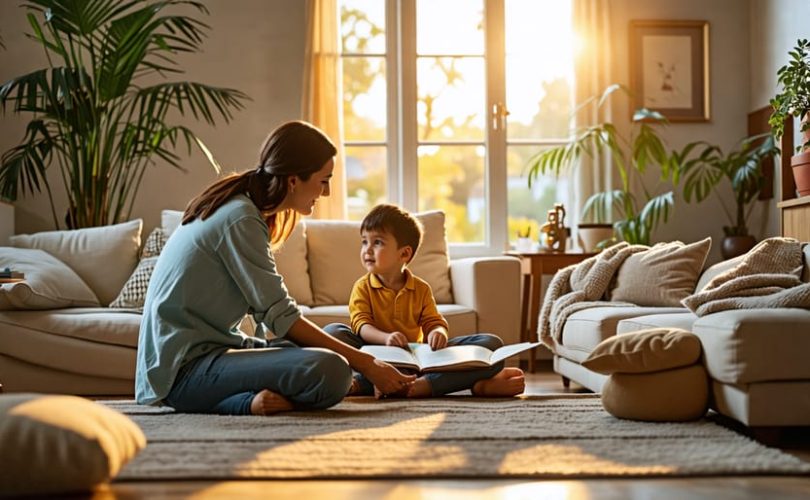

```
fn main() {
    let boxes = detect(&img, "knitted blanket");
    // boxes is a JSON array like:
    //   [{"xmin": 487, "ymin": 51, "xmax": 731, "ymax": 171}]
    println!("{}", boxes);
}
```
[
  {"xmin": 682, "ymin": 237, "xmax": 810, "ymax": 316},
  {"xmin": 538, "ymin": 242, "xmax": 649, "ymax": 353}
]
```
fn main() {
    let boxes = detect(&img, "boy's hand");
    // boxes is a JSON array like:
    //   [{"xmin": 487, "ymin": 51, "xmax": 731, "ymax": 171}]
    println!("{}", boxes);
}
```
[
  {"xmin": 386, "ymin": 331, "xmax": 409, "ymax": 348},
  {"xmin": 427, "ymin": 330, "xmax": 448, "ymax": 350}
]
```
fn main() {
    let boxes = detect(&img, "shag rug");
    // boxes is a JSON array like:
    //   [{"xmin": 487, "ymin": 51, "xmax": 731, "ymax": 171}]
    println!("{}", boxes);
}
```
[{"xmin": 106, "ymin": 395, "xmax": 810, "ymax": 480}]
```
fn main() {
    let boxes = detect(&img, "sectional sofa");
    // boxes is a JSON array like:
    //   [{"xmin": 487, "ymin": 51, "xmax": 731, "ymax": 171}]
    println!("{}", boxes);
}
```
[
  {"xmin": 550, "ymin": 245, "xmax": 810, "ymax": 429},
  {"xmin": 0, "ymin": 211, "xmax": 521, "ymax": 395}
]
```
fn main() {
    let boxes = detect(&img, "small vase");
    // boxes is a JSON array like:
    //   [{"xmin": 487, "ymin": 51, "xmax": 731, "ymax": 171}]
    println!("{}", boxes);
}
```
[{"xmin": 721, "ymin": 235, "xmax": 756, "ymax": 260}]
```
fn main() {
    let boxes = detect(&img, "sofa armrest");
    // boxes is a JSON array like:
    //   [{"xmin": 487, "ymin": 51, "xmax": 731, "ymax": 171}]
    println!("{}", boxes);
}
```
[{"xmin": 449, "ymin": 256, "xmax": 521, "ymax": 345}]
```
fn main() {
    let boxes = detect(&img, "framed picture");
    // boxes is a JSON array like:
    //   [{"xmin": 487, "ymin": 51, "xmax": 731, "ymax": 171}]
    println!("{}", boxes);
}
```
[{"xmin": 629, "ymin": 20, "xmax": 710, "ymax": 122}]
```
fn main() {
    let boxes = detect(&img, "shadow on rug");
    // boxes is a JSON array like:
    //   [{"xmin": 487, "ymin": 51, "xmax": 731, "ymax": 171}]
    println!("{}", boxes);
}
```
[{"xmin": 105, "ymin": 395, "xmax": 810, "ymax": 480}]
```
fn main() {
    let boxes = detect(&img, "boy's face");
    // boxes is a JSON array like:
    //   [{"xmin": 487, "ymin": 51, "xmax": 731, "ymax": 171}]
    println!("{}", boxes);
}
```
[{"xmin": 360, "ymin": 229, "xmax": 412, "ymax": 275}]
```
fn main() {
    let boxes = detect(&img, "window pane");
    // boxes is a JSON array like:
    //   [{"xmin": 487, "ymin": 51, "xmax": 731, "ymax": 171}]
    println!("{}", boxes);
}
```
[
  {"xmin": 343, "ymin": 56, "xmax": 386, "ymax": 141},
  {"xmin": 416, "ymin": 0, "xmax": 483, "ymax": 55},
  {"xmin": 418, "ymin": 145, "xmax": 485, "ymax": 243},
  {"xmin": 417, "ymin": 57, "xmax": 485, "ymax": 141},
  {"xmin": 340, "ymin": 0, "xmax": 385, "ymax": 54},
  {"xmin": 345, "ymin": 146, "xmax": 387, "ymax": 221},
  {"xmin": 507, "ymin": 145, "xmax": 570, "ymax": 245},
  {"xmin": 505, "ymin": 0, "xmax": 573, "ymax": 140}
]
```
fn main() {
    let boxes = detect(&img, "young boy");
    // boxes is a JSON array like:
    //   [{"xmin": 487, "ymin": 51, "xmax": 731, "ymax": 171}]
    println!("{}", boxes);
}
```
[{"xmin": 325, "ymin": 204, "xmax": 524, "ymax": 398}]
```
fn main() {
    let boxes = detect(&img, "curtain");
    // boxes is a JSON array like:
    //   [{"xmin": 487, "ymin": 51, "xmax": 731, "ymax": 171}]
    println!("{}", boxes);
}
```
[
  {"xmin": 571, "ymin": 0, "xmax": 613, "ymax": 226},
  {"xmin": 302, "ymin": 0, "xmax": 347, "ymax": 220}
]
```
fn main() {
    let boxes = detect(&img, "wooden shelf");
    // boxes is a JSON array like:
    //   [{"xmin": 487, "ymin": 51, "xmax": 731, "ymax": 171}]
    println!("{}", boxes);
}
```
[{"xmin": 777, "ymin": 195, "xmax": 810, "ymax": 209}]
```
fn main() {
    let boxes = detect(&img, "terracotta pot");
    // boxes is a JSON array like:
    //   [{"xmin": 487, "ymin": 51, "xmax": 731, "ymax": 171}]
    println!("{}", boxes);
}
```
[
  {"xmin": 791, "ymin": 151, "xmax": 810, "ymax": 197},
  {"xmin": 721, "ymin": 235, "xmax": 756, "ymax": 260},
  {"xmin": 577, "ymin": 223, "xmax": 614, "ymax": 252}
]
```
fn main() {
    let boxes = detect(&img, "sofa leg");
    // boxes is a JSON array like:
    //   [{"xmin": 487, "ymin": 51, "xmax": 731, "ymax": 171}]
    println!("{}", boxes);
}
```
[
  {"xmin": 561, "ymin": 376, "xmax": 570, "ymax": 389},
  {"xmin": 749, "ymin": 427, "xmax": 783, "ymax": 446}
]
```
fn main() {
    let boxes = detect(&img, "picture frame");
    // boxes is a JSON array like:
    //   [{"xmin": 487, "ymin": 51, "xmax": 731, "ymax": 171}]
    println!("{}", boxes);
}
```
[{"xmin": 629, "ymin": 20, "xmax": 710, "ymax": 122}]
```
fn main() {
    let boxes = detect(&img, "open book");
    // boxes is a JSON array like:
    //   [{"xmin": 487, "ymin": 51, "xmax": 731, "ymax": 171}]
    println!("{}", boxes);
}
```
[{"xmin": 361, "ymin": 342, "xmax": 540, "ymax": 373}]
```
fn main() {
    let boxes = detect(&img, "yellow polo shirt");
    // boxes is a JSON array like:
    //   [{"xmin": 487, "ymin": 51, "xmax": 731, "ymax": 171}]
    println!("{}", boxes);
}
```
[{"xmin": 349, "ymin": 268, "xmax": 449, "ymax": 343}]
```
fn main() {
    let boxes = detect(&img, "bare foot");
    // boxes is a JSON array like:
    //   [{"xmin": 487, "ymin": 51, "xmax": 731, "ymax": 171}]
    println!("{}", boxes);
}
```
[
  {"xmin": 347, "ymin": 377, "xmax": 364, "ymax": 396},
  {"xmin": 472, "ymin": 367, "xmax": 525, "ymax": 397},
  {"xmin": 250, "ymin": 389, "xmax": 294, "ymax": 415},
  {"xmin": 405, "ymin": 377, "xmax": 432, "ymax": 398}
]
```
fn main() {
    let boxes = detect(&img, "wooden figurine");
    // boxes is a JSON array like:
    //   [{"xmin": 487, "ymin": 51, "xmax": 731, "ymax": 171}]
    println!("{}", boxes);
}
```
[{"xmin": 539, "ymin": 203, "xmax": 567, "ymax": 251}]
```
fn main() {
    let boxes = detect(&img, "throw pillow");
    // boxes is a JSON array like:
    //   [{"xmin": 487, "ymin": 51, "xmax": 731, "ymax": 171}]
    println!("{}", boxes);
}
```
[
  {"xmin": 10, "ymin": 219, "xmax": 143, "ymax": 306},
  {"xmin": 273, "ymin": 222, "xmax": 314, "ymax": 305},
  {"xmin": 306, "ymin": 211, "xmax": 453, "ymax": 305},
  {"xmin": 0, "ymin": 393, "xmax": 145, "ymax": 496},
  {"xmin": 601, "ymin": 364, "xmax": 710, "ymax": 422},
  {"xmin": 582, "ymin": 327, "xmax": 702, "ymax": 375},
  {"xmin": 161, "ymin": 209, "xmax": 184, "ymax": 237},
  {"xmin": 110, "ymin": 228, "xmax": 168, "ymax": 308},
  {"xmin": 0, "ymin": 248, "xmax": 100, "ymax": 310},
  {"xmin": 609, "ymin": 237, "xmax": 712, "ymax": 306}
]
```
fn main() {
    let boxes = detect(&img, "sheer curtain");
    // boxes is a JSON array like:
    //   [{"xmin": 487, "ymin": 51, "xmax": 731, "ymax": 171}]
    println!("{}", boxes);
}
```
[
  {"xmin": 302, "ymin": 0, "xmax": 347, "ymax": 220},
  {"xmin": 571, "ymin": 0, "xmax": 613, "ymax": 226}
]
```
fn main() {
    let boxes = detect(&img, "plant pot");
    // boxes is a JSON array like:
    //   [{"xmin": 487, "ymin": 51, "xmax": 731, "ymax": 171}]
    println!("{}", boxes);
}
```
[
  {"xmin": 577, "ymin": 223, "xmax": 613, "ymax": 252},
  {"xmin": 791, "ymin": 151, "xmax": 810, "ymax": 197},
  {"xmin": 721, "ymin": 235, "xmax": 756, "ymax": 260}
]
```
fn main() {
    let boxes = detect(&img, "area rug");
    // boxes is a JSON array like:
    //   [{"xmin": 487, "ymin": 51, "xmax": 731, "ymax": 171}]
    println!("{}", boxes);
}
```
[{"xmin": 106, "ymin": 395, "xmax": 810, "ymax": 480}]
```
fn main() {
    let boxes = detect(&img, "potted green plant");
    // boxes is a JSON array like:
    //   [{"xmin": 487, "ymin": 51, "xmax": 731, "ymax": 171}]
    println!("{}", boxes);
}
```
[
  {"xmin": 769, "ymin": 38, "xmax": 810, "ymax": 197},
  {"xmin": 678, "ymin": 134, "xmax": 779, "ymax": 259},
  {"xmin": 526, "ymin": 84, "xmax": 681, "ymax": 246},
  {"xmin": 0, "ymin": 0, "xmax": 248, "ymax": 229}
]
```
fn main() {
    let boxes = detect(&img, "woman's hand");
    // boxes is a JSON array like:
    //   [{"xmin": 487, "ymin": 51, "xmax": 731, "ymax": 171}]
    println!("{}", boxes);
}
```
[
  {"xmin": 385, "ymin": 331, "xmax": 409, "ymax": 348},
  {"xmin": 361, "ymin": 359, "xmax": 416, "ymax": 396},
  {"xmin": 427, "ymin": 330, "xmax": 448, "ymax": 350}
]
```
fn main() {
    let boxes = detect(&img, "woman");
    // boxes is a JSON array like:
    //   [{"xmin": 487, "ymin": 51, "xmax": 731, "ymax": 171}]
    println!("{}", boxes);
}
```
[{"xmin": 136, "ymin": 120, "xmax": 415, "ymax": 415}]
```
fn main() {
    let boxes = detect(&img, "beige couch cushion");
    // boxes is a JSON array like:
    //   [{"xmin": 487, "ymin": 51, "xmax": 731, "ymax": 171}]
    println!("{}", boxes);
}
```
[
  {"xmin": 556, "ymin": 305, "xmax": 685, "ymax": 363},
  {"xmin": 692, "ymin": 308, "xmax": 810, "ymax": 384},
  {"xmin": 0, "ymin": 248, "xmax": 99, "ymax": 310},
  {"xmin": 0, "ymin": 394, "xmax": 145, "ymax": 496},
  {"xmin": 273, "ymin": 222, "xmax": 314, "ymax": 305},
  {"xmin": 695, "ymin": 254, "xmax": 745, "ymax": 293},
  {"xmin": 161, "ymin": 209, "xmax": 183, "ymax": 237},
  {"xmin": 616, "ymin": 312, "xmax": 697, "ymax": 334},
  {"xmin": 582, "ymin": 328, "xmax": 702, "ymax": 375},
  {"xmin": 601, "ymin": 364, "xmax": 709, "ymax": 422},
  {"xmin": 10, "ymin": 219, "xmax": 142, "ymax": 306},
  {"xmin": 306, "ymin": 211, "xmax": 452, "ymax": 305},
  {"xmin": 610, "ymin": 238, "xmax": 711, "ymax": 306}
]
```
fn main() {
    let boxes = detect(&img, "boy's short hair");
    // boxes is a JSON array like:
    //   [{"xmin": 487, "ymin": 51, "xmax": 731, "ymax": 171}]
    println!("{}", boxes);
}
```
[{"xmin": 361, "ymin": 204, "xmax": 423, "ymax": 263}]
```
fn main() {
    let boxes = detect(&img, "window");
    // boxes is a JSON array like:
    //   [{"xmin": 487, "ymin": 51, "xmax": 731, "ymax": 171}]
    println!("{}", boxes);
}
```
[{"xmin": 340, "ymin": 0, "xmax": 573, "ymax": 255}]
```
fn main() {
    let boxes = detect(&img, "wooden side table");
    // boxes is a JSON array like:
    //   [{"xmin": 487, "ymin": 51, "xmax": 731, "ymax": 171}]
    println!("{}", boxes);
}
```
[{"xmin": 504, "ymin": 250, "xmax": 596, "ymax": 372}]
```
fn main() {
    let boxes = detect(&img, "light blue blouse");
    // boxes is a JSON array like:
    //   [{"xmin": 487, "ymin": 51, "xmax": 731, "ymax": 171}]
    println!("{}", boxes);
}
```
[{"xmin": 135, "ymin": 195, "xmax": 301, "ymax": 405}]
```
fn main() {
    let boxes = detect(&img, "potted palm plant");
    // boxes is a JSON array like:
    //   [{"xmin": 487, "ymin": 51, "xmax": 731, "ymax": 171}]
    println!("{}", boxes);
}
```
[
  {"xmin": 0, "ymin": 0, "xmax": 248, "ymax": 229},
  {"xmin": 769, "ymin": 38, "xmax": 810, "ymax": 197},
  {"xmin": 678, "ymin": 134, "xmax": 779, "ymax": 259},
  {"xmin": 526, "ymin": 84, "xmax": 681, "ymax": 246}
]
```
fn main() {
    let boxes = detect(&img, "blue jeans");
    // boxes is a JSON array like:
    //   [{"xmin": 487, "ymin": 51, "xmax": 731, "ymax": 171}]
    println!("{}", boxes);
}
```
[
  {"xmin": 164, "ymin": 338, "xmax": 352, "ymax": 415},
  {"xmin": 323, "ymin": 323, "xmax": 505, "ymax": 396}
]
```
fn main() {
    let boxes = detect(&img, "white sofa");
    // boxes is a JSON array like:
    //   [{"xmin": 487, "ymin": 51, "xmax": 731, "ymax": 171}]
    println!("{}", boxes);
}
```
[
  {"xmin": 0, "ymin": 211, "xmax": 521, "ymax": 395},
  {"xmin": 552, "ymin": 246, "xmax": 810, "ymax": 429}
]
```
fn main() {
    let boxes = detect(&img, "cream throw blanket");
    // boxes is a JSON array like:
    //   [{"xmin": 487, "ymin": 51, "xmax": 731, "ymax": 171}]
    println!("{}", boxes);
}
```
[
  {"xmin": 682, "ymin": 237, "xmax": 810, "ymax": 316},
  {"xmin": 539, "ymin": 242, "xmax": 649, "ymax": 353}
]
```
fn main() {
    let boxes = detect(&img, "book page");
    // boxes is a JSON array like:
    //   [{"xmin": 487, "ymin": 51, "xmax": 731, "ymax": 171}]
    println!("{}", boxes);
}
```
[
  {"xmin": 413, "ymin": 344, "xmax": 492, "ymax": 371},
  {"xmin": 490, "ymin": 342, "xmax": 541, "ymax": 365},
  {"xmin": 360, "ymin": 345, "xmax": 420, "ymax": 371}
]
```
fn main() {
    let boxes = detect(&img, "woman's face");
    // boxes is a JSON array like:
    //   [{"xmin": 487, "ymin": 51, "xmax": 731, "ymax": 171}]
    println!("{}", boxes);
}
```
[{"xmin": 287, "ymin": 157, "xmax": 334, "ymax": 215}]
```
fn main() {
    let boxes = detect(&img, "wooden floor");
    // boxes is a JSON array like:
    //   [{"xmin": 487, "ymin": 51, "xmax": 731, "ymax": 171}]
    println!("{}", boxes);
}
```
[{"xmin": 95, "ymin": 364, "xmax": 810, "ymax": 500}]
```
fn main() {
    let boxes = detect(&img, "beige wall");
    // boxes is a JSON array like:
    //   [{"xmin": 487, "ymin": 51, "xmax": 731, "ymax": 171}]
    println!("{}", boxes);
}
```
[
  {"xmin": 749, "ymin": 0, "xmax": 810, "ymax": 238},
  {"xmin": 609, "ymin": 0, "xmax": 751, "ymax": 264},
  {"xmin": 0, "ymin": 0, "xmax": 307, "ymax": 235}
]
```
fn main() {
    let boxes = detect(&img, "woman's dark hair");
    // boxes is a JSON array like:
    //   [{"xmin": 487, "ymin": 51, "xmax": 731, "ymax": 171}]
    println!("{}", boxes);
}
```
[{"xmin": 182, "ymin": 121, "xmax": 336, "ymax": 247}]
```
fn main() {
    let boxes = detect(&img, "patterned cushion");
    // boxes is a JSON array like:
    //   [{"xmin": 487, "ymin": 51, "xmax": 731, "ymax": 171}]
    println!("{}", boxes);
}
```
[{"xmin": 109, "ymin": 228, "xmax": 167, "ymax": 309}]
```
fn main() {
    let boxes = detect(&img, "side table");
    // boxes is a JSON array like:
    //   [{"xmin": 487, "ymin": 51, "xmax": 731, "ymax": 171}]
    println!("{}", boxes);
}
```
[{"xmin": 504, "ymin": 250, "xmax": 596, "ymax": 372}]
